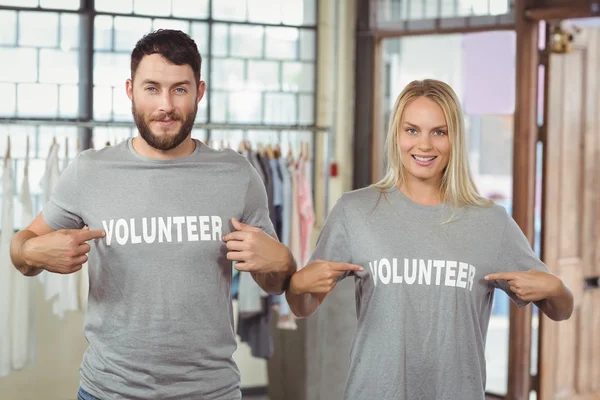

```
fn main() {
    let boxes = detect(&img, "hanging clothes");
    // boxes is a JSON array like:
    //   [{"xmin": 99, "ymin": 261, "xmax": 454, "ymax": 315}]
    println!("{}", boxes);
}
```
[
  {"xmin": 274, "ymin": 156, "xmax": 296, "ymax": 330},
  {"xmin": 11, "ymin": 137, "xmax": 37, "ymax": 371},
  {"xmin": 0, "ymin": 144, "xmax": 15, "ymax": 377},
  {"xmin": 288, "ymin": 159, "xmax": 302, "ymax": 266},
  {"xmin": 297, "ymin": 155, "xmax": 315, "ymax": 267},
  {"xmin": 39, "ymin": 142, "xmax": 79, "ymax": 319}
]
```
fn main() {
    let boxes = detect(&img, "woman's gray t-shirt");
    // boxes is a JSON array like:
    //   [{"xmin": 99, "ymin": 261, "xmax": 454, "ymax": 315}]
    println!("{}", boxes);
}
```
[{"xmin": 310, "ymin": 186, "xmax": 549, "ymax": 400}]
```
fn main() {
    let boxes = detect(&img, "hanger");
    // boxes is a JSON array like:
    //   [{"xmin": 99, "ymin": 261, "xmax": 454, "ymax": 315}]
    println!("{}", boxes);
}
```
[
  {"xmin": 4, "ymin": 135, "xmax": 10, "ymax": 166},
  {"xmin": 274, "ymin": 144, "xmax": 281, "ymax": 159},
  {"xmin": 25, "ymin": 135, "xmax": 30, "ymax": 164},
  {"xmin": 65, "ymin": 137, "xmax": 69, "ymax": 159},
  {"xmin": 238, "ymin": 140, "xmax": 247, "ymax": 152},
  {"xmin": 76, "ymin": 137, "xmax": 81, "ymax": 153},
  {"xmin": 267, "ymin": 144, "xmax": 275, "ymax": 159}
]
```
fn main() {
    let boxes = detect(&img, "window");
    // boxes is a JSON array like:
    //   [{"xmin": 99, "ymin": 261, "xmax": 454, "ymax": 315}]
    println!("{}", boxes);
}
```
[
  {"xmin": 0, "ymin": 11, "xmax": 80, "ymax": 119},
  {"xmin": 1, "ymin": 0, "xmax": 318, "ymax": 232}
]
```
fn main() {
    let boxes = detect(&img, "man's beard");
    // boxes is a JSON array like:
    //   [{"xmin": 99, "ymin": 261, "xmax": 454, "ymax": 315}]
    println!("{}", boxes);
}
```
[{"xmin": 132, "ymin": 100, "xmax": 197, "ymax": 151}]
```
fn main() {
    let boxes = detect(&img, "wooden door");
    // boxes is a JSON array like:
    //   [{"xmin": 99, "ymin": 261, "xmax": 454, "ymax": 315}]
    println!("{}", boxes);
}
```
[{"xmin": 538, "ymin": 23, "xmax": 600, "ymax": 400}]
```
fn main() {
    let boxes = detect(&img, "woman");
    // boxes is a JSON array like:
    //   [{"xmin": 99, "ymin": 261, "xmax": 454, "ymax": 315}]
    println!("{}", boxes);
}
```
[{"xmin": 285, "ymin": 79, "xmax": 574, "ymax": 400}]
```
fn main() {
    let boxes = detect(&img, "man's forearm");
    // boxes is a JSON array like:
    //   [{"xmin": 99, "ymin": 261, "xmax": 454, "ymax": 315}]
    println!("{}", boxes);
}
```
[
  {"xmin": 535, "ymin": 282, "xmax": 574, "ymax": 321},
  {"xmin": 10, "ymin": 230, "xmax": 44, "ymax": 277}
]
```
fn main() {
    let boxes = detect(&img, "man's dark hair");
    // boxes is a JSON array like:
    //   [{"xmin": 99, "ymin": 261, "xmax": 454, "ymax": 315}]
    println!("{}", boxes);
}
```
[{"xmin": 131, "ymin": 29, "xmax": 202, "ymax": 84}]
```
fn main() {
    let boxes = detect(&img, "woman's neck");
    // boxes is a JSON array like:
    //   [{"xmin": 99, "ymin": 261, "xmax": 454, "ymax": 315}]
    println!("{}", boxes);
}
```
[{"xmin": 398, "ymin": 177, "xmax": 444, "ymax": 206}]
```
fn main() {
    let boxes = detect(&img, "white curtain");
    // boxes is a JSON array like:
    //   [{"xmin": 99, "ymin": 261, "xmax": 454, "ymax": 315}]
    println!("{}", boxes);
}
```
[
  {"xmin": 38, "ymin": 142, "xmax": 80, "ymax": 318},
  {"xmin": 0, "ymin": 144, "xmax": 15, "ymax": 377},
  {"xmin": 11, "ymin": 137, "xmax": 37, "ymax": 370}
]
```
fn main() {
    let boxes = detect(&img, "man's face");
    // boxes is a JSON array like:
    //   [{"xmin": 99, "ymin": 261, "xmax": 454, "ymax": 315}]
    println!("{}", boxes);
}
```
[{"xmin": 126, "ymin": 54, "xmax": 205, "ymax": 151}]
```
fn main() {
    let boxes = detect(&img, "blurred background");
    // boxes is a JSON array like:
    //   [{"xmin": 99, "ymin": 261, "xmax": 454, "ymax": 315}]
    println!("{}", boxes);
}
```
[{"xmin": 0, "ymin": 0, "xmax": 599, "ymax": 399}]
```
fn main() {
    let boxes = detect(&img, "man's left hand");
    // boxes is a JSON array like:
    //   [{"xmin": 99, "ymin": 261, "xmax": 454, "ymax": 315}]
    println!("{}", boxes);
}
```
[{"xmin": 223, "ymin": 218, "xmax": 290, "ymax": 274}]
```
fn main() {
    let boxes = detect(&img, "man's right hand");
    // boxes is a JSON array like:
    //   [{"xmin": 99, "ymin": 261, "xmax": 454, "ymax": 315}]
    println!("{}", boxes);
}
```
[
  {"xmin": 23, "ymin": 227, "xmax": 105, "ymax": 274},
  {"xmin": 288, "ymin": 259, "xmax": 363, "ymax": 295}
]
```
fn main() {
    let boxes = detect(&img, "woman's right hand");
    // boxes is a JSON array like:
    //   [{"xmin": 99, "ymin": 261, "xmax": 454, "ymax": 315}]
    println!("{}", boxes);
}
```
[{"xmin": 289, "ymin": 259, "xmax": 364, "ymax": 295}]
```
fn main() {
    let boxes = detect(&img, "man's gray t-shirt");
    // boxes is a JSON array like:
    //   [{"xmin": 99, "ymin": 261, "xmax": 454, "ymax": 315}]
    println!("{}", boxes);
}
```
[
  {"xmin": 310, "ymin": 186, "xmax": 549, "ymax": 400},
  {"xmin": 42, "ymin": 139, "xmax": 274, "ymax": 400}
]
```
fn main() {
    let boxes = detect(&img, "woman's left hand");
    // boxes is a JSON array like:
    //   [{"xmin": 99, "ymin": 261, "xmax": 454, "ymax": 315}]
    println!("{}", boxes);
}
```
[{"xmin": 484, "ymin": 270, "xmax": 562, "ymax": 302}]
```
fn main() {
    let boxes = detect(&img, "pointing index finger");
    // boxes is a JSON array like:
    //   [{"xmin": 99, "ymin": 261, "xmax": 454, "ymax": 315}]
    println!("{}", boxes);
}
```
[
  {"xmin": 76, "ymin": 229, "xmax": 106, "ymax": 243},
  {"xmin": 485, "ymin": 272, "xmax": 517, "ymax": 281},
  {"xmin": 331, "ymin": 262, "xmax": 364, "ymax": 272}
]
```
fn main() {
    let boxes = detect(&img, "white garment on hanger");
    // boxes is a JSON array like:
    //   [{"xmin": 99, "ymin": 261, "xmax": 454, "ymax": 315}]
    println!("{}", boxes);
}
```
[
  {"xmin": 11, "ymin": 150, "xmax": 37, "ymax": 370},
  {"xmin": 38, "ymin": 143, "xmax": 79, "ymax": 318},
  {"xmin": 0, "ymin": 156, "xmax": 15, "ymax": 377}
]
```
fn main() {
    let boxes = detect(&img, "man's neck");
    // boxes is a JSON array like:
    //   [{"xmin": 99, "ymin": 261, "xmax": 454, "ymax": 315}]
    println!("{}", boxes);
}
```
[{"xmin": 132, "ymin": 136, "xmax": 196, "ymax": 160}]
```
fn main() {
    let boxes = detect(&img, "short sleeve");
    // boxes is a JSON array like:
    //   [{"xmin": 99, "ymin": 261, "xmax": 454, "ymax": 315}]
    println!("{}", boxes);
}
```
[
  {"xmin": 308, "ymin": 197, "xmax": 353, "ymax": 281},
  {"xmin": 493, "ymin": 212, "xmax": 550, "ymax": 307},
  {"xmin": 41, "ymin": 155, "xmax": 84, "ymax": 230},
  {"xmin": 240, "ymin": 164, "xmax": 276, "ymax": 237}
]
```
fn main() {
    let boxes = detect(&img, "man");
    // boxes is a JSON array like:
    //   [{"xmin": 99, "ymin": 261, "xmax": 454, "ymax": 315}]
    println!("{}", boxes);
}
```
[{"xmin": 10, "ymin": 29, "xmax": 296, "ymax": 400}]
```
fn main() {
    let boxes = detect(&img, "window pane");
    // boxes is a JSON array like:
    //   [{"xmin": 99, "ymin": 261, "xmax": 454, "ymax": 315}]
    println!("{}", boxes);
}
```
[
  {"xmin": 299, "ymin": 29, "xmax": 315, "ymax": 61},
  {"xmin": 191, "ymin": 22, "xmax": 209, "ymax": 55},
  {"xmin": 172, "ymin": 0, "xmax": 209, "ymax": 19},
  {"xmin": 17, "ymin": 83, "xmax": 58, "ymax": 117},
  {"xmin": 59, "ymin": 84, "xmax": 78, "ymax": 117},
  {"xmin": 92, "ymin": 127, "xmax": 134, "ymax": 149},
  {"xmin": 211, "ymin": 59, "xmax": 244, "ymax": 90},
  {"xmin": 133, "ymin": 0, "xmax": 170, "ymax": 16},
  {"xmin": 228, "ymin": 91, "xmax": 262, "ymax": 123},
  {"xmin": 264, "ymin": 93, "xmax": 296, "ymax": 124},
  {"xmin": 0, "ymin": 83, "xmax": 16, "ymax": 116},
  {"xmin": 39, "ymin": 49, "xmax": 79, "ymax": 84},
  {"xmin": 153, "ymin": 19, "xmax": 190, "ymax": 34},
  {"xmin": 210, "ymin": 91, "xmax": 228, "ymax": 123},
  {"xmin": 211, "ymin": 24, "xmax": 228, "ymax": 57},
  {"xmin": 247, "ymin": 60, "xmax": 279, "ymax": 91},
  {"xmin": 213, "ymin": 0, "xmax": 247, "ymax": 22},
  {"xmin": 19, "ymin": 12, "xmax": 59, "ymax": 47},
  {"xmin": 191, "ymin": 129, "xmax": 207, "ymax": 142},
  {"xmin": 265, "ymin": 27, "xmax": 298, "ymax": 60},
  {"xmin": 281, "ymin": 0, "xmax": 316, "ymax": 26},
  {"xmin": 195, "ymin": 91, "xmax": 208, "ymax": 123},
  {"xmin": 94, "ymin": 15, "xmax": 113, "ymax": 51},
  {"xmin": 94, "ymin": 52, "xmax": 130, "ymax": 86},
  {"xmin": 282, "ymin": 62, "xmax": 314, "ymax": 92},
  {"xmin": 93, "ymin": 86, "xmax": 113, "ymax": 120},
  {"xmin": 0, "ymin": 0, "xmax": 37, "ymax": 7},
  {"xmin": 95, "ymin": 0, "xmax": 133, "ymax": 13},
  {"xmin": 39, "ymin": 0, "xmax": 80, "ymax": 9},
  {"xmin": 298, "ymin": 94, "xmax": 313, "ymax": 124},
  {"xmin": 60, "ymin": 13, "xmax": 80, "ymax": 50},
  {"xmin": 112, "ymin": 87, "xmax": 132, "ymax": 121},
  {"xmin": 114, "ymin": 16, "xmax": 152, "ymax": 52},
  {"xmin": 0, "ymin": 48, "xmax": 38, "ymax": 83},
  {"xmin": 0, "ymin": 11, "xmax": 17, "ymax": 45},
  {"xmin": 248, "ymin": 0, "xmax": 281, "ymax": 24},
  {"xmin": 230, "ymin": 25, "xmax": 264, "ymax": 58}
]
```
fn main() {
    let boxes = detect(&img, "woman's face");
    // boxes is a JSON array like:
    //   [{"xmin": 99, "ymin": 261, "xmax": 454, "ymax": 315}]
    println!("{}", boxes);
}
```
[{"xmin": 398, "ymin": 96, "xmax": 451, "ymax": 185}]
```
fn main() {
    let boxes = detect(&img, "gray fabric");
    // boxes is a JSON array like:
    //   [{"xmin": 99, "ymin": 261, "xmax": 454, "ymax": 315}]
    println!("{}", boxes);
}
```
[
  {"xmin": 279, "ymin": 157, "xmax": 292, "ymax": 247},
  {"xmin": 269, "ymin": 158, "xmax": 283, "ymax": 207},
  {"xmin": 41, "ymin": 138, "xmax": 274, "ymax": 400},
  {"xmin": 237, "ymin": 296, "xmax": 274, "ymax": 360},
  {"xmin": 255, "ymin": 152, "xmax": 275, "ymax": 225},
  {"xmin": 310, "ymin": 186, "xmax": 549, "ymax": 400}
]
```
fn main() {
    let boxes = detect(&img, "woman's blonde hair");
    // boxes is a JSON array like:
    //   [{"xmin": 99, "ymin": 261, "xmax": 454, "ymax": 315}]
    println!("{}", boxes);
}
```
[{"xmin": 373, "ymin": 79, "xmax": 491, "ymax": 209}]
